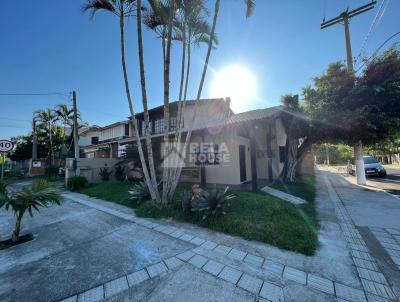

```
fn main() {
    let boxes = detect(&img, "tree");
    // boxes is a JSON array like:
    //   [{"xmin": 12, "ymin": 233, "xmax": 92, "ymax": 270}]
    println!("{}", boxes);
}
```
[
  {"xmin": 0, "ymin": 179, "xmax": 63, "ymax": 242},
  {"xmin": 84, "ymin": 0, "xmax": 256, "ymax": 205},
  {"xmin": 166, "ymin": 0, "xmax": 256, "ymax": 201},
  {"xmin": 83, "ymin": 0, "xmax": 161, "ymax": 202},
  {"xmin": 279, "ymin": 94, "xmax": 305, "ymax": 182},
  {"xmin": 279, "ymin": 46, "xmax": 400, "ymax": 182},
  {"xmin": 34, "ymin": 109, "xmax": 58, "ymax": 164}
]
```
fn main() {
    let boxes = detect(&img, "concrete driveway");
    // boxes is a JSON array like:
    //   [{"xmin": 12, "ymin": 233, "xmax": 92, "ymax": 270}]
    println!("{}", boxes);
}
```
[{"xmin": 1, "ymin": 178, "xmax": 398, "ymax": 301}]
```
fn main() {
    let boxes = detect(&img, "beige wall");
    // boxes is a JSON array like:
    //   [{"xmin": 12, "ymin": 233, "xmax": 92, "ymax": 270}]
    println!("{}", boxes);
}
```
[{"xmin": 66, "ymin": 158, "xmax": 121, "ymax": 183}]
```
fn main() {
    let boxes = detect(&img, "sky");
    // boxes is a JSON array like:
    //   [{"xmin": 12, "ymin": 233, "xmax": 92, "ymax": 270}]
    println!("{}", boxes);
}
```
[{"xmin": 0, "ymin": 0, "xmax": 399, "ymax": 140}]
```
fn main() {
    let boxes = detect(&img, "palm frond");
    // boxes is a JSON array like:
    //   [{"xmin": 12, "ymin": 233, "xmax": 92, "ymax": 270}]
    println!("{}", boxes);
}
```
[
  {"xmin": 244, "ymin": 0, "xmax": 255, "ymax": 18},
  {"xmin": 82, "ymin": 0, "xmax": 117, "ymax": 18}
]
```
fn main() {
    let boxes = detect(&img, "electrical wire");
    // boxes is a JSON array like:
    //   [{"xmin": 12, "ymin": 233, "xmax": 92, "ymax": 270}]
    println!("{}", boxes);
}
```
[
  {"xmin": 357, "ymin": 0, "xmax": 389, "ymax": 61},
  {"xmin": 0, "ymin": 92, "xmax": 70, "ymax": 97},
  {"xmin": 355, "ymin": 31, "xmax": 400, "ymax": 73}
]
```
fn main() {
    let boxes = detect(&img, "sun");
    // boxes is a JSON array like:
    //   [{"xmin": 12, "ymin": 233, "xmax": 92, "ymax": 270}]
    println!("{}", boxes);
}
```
[{"xmin": 211, "ymin": 64, "xmax": 256, "ymax": 112}]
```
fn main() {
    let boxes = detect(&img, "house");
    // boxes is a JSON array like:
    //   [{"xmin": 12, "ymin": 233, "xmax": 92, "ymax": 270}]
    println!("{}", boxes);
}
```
[{"xmin": 79, "ymin": 98, "xmax": 289, "ymax": 187}]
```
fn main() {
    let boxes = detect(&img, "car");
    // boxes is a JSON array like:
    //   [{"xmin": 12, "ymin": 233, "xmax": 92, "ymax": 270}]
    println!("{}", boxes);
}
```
[{"xmin": 350, "ymin": 156, "xmax": 386, "ymax": 177}]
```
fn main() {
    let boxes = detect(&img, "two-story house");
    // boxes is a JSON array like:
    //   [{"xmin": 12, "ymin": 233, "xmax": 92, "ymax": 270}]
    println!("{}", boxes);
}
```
[{"xmin": 79, "ymin": 98, "xmax": 289, "ymax": 187}]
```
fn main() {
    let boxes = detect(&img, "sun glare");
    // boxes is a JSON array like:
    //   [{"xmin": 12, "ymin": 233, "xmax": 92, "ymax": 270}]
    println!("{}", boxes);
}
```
[{"xmin": 212, "ymin": 64, "xmax": 256, "ymax": 112}]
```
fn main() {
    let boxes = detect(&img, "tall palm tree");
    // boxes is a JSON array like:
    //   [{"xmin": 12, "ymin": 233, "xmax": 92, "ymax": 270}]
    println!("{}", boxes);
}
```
[
  {"xmin": 168, "ymin": 0, "xmax": 256, "ymax": 200},
  {"xmin": 54, "ymin": 104, "xmax": 73, "ymax": 153},
  {"xmin": 82, "ymin": 0, "xmax": 160, "ymax": 202},
  {"xmin": 34, "ymin": 109, "xmax": 57, "ymax": 164},
  {"xmin": 136, "ymin": 0, "xmax": 162, "ymax": 200},
  {"xmin": 144, "ymin": 0, "xmax": 178, "ymax": 203}
]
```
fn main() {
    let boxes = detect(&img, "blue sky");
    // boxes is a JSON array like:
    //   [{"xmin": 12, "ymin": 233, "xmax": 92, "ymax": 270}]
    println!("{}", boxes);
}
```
[{"xmin": 0, "ymin": 0, "xmax": 399, "ymax": 139}]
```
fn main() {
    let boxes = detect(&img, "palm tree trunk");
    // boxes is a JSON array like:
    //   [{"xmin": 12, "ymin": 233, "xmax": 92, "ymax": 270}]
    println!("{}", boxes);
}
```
[
  {"xmin": 136, "ymin": 0, "xmax": 160, "ymax": 201},
  {"xmin": 12, "ymin": 211, "xmax": 24, "ymax": 242},
  {"xmin": 119, "ymin": 11, "xmax": 159, "ymax": 201},
  {"xmin": 161, "ymin": 4, "xmax": 174, "ymax": 204},
  {"xmin": 169, "ymin": 0, "xmax": 220, "ymax": 200},
  {"xmin": 49, "ymin": 120, "xmax": 54, "ymax": 165},
  {"xmin": 168, "ymin": 35, "xmax": 192, "ymax": 200}
]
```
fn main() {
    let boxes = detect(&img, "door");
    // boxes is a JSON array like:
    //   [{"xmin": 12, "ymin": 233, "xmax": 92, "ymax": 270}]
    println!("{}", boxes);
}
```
[{"xmin": 239, "ymin": 144, "xmax": 246, "ymax": 182}]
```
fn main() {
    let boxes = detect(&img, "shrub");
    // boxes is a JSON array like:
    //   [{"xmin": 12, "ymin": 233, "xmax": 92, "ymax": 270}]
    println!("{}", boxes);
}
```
[
  {"xmin": 115, "ymin": 165, "xmax": 125, "ymax": 181},
  {"xmin": 182, "ymin": 185, "xmax": 234, "ymax": 219},
  {"xmin": 129, "ymin": 181, "xmax": 161, "ymax": 202},
  {"xmin": 129, "ymin": 181, "xmax": 152, "ymax": 202},
  {"xmin": 99, "ymin": 167, "xmax": 112, "ymax": 181},
  {"xmin": 67, "ymin": 176, "xmax": 88, "ymax": 191},
  {"xmin": 45, "ymin": 165, "xmax": 59, "ymax": 177}
]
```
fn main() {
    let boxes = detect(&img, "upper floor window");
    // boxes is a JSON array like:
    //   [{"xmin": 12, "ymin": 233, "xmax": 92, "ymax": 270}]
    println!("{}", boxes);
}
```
[
  {"xmin": 91, "ymin": 136, "xmax": 99, "ymax": 145},
  {"xmin": 170, "ymin": 117, "xmax": 177, "ymax": 131},
  {"xmin": 154, "ymin": 119, "xmax": 164, "ymax": 134}
]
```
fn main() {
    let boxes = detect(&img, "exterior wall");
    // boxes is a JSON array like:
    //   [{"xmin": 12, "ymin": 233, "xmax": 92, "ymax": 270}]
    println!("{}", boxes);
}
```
[
  {"xmin": 253, "ymin": 124, "xmax": 268, "ymax": 179},
  {"xmin": 182, "ymin": 100, "xmax": 230, "ymax": 131},
  {"xmin": 80, "ymin": 130, "xmax": 100, "ymax": 147},
  {"xmin": 100, "ymin": 125, "xmax": 125, "ymax": 141},
  {"xmin": 66, "ymin": 158, "xmax": 121, "ymax": 183}
]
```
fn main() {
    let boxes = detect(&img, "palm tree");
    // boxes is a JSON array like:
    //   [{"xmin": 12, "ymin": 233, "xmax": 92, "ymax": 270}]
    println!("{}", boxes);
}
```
[
  {"xmin": 168, "ymin": 0, "xmax": 256, "ymax": 200},
  {"xmin": 54, "ymin": 104, "xmax": 73, "ymax": 154},
  {"xmin": 83, "ymin": 0, "xmax": 161, "ymax": 202},
  {"xmin": 136, "ymin": 0, "xmax": 162, "ymax": 201},
  {"xmin": 143, "ymin": 0, "xmax": 178, "ymax": 203},
  {"xmin": 0, "ymin": 179, "xmax": 63, "ymax": 242},
  {"xmin": 34, "ymin": 109, "xmax": 57, "ymax": 164}
]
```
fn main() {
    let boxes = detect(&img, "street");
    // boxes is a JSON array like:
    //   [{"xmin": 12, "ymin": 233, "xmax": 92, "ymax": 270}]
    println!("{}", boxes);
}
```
[{"xmin": 335, "ymin": 165, "xmax": 400, "ymax": 196}]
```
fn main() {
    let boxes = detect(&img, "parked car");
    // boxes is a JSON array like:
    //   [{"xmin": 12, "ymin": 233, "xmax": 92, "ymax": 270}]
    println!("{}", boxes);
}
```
[{"xmin": 350, "ymin": 156, "xmax": 386, "ymax": 177}]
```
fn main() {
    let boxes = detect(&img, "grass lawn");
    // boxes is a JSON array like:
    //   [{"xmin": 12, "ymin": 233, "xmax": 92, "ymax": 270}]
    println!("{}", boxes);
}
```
[
  {"xmin": 79, "ymin": 182, "xmax": 134, "ymax": 208},
  {"xmin": 270, "ymin": 175, "xmax": 318, "ymax": 229},
  {"xmin": 78, "ymin": 179, "xmax": 318, "ymax": 256}
]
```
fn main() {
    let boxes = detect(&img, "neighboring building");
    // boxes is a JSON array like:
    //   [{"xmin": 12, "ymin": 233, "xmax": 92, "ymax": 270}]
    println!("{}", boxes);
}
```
[{"xmin": 79, "ymin": 98, "xmax": 289, "ymax": 186}]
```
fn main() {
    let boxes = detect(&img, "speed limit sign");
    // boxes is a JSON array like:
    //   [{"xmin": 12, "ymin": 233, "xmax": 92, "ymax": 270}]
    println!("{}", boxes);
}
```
[{"xmin": 0, "ymin": 140, "xmax": 14, "ymax": 152}]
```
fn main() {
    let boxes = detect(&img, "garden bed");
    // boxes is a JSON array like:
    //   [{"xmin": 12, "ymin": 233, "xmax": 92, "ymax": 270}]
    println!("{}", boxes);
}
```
[
  {"xmin": 0, "ymin": 233, "xmax": 34, "ymax": 250},
  {"xmin": 78, "ymin": 180, "xmax": 318, "ymax": 255}
]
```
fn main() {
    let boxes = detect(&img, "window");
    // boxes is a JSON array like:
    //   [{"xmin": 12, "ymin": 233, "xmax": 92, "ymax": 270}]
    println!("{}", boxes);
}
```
[
  {"xmin": 170, "ymin": 117, "xmax": 177, "ymax": 131},
  {"xmin": 154, "ymin": 119, "xmax": 164, "ymax": 134},
  {"xmin": 125, "ymin": 124, "xmax": 130, "ymax": 136},
  {"xmin": 279, "ymin": 146, "xmax": 286, "ymax": 163},
  {"xmin": 91, "ymin": 137, "xmax": 99, "ymax": 145}
]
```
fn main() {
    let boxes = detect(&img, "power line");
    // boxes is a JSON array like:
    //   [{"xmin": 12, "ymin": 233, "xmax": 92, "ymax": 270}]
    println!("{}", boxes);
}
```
[
  {"xmin": 355, "ymin": 31, "xmax": 400, "ymax": 73},
  {"xmin": 358, "ymin": 0, "xmax": 389, "ymax": 60},
  {"xmin": 0, "ymin": 92, "xmax": 70, "ymax": 97}
]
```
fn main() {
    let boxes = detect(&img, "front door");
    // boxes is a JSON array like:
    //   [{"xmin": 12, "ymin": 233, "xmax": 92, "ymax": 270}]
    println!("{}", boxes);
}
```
[{"xmin": 239, "ymin": 145, "xmax": 246, "ymax": 182}]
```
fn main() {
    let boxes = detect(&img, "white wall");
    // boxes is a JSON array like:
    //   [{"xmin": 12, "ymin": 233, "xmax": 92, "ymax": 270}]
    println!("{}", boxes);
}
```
[
  {"xmin": 100, "ymin": 125, "xmax": 125, "ymax": 141},
  {"xmin": 79, "ymin": 130, "xmax": 100, "ymax": 147}
]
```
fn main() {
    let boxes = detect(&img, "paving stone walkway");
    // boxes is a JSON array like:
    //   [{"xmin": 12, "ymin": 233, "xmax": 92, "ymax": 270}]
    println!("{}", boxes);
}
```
[
  {"xmin": 60, "ymin": 188, "xmax": 395, "ymax": 302},
  {"xmin": 323, "ymin": 174, "xmax": 397, "ymax": 301},
  {"xmin": 370, "ymin": 227, "xmax": 400, "ymax": 270}
]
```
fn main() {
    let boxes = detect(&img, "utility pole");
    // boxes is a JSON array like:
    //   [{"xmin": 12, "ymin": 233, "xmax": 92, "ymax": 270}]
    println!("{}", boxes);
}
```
[
  {"xmin": 32, "ymin": 118, "xmax": 37, "ymax": 160},
  {"xmin": 72, "ymin": 91, "xmax": 80, "ymax": 175},
  {"xmin": 325, "ymin": 144, "xmax": 330, "ymax": 166},
  {"xmin": 321, "ymin": 1, "xmax": 376, "ymax": 185}
]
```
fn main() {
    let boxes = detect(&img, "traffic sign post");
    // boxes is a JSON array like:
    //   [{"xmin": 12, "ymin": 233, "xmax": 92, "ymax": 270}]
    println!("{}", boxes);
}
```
[{"xmin": 0, "ymin": 140, "xmax": 14, "ymax": 180}]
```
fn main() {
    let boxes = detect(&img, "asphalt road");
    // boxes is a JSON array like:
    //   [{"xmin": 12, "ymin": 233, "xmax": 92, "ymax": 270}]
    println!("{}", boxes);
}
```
[{"xmin": 356, "ymin": 166, "xmax": 400, "ymax": 195}]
